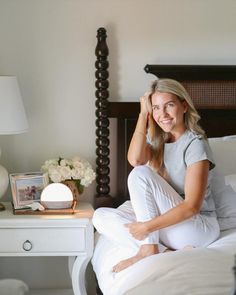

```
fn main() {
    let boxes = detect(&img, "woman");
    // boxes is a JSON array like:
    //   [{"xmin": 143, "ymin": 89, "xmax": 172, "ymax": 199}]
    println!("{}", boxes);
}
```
[{"xmin": 93, "ymin": 78, "xmax": 220, "ymax": 273}]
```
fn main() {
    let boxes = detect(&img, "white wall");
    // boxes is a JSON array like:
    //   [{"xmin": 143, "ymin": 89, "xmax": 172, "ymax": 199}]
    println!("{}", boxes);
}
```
[{"xmin": 0, "ymin": 0, "xmax": 236, "ymax": 292}]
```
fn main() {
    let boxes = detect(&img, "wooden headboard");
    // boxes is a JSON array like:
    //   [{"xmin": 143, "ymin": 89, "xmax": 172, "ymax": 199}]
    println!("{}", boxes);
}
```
[{"xmin": 95, "ymin": 27, "xmax": 236, "ymax": 208}]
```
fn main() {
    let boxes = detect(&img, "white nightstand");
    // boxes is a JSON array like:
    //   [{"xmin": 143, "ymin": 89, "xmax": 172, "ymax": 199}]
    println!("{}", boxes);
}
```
[{"xmin": 0, "ymin": 202, "xmax": 94, "ymax": 295}]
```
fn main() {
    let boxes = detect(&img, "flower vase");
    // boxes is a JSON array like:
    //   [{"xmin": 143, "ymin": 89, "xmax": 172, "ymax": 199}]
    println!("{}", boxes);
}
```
[{"xmin": 62, "ymin": 180, "xmax": 79, "ymax": 206}]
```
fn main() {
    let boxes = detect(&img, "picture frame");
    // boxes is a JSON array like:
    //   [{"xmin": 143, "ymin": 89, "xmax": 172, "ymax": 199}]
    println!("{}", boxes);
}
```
[{"xmin": 10, "ymin": 172, "xmax": 48, "ymax": 209}]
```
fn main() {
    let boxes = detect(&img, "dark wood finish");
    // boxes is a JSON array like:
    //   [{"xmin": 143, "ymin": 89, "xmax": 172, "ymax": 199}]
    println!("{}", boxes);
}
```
[
  {"xmin": 109, "ymin": 102, "xmax": 236, "ymax": 118},
  {"xmin": 108, "ymin": 102, "xmax": 140, "ymax": 118},
  {"xmin": 144, "ymin": 64, "xmax": 236, "ymax": 81},
  {"xmin": 95, "ymin": 28, "xmax": 113, "ymax": 208}
]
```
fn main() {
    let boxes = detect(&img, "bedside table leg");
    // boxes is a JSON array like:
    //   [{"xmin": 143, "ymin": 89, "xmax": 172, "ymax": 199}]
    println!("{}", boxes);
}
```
[
  {"xmin": 69, "ymin": 255, "xmax": 90, "ymax": 295},
  {"xmin": 68, "ymin": 256, "xmax": 76, "ymax": 278}
]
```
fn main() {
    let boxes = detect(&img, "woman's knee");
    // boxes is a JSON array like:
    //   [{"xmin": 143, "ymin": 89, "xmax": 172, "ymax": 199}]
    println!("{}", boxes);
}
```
[
  {"xmin": 92, "ymin": 208, "xmax": 108, "ymax": 231},
  {"xmin": 128, "ymin": 165, "xmax": 150, "ymax": 181},
  {"xmin": 128, "ymin": 165, "xmax": 155, "ymax": 188}
]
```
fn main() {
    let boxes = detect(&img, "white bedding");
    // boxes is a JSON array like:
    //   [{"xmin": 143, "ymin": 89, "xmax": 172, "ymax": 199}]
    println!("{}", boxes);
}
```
[
  {"xmin": 92, "ymin": 229, "xmax": 236, "ymax": 295},
  {"xmin": 92, "ymin": 136, "xmax": 236, "ymax": 295}
]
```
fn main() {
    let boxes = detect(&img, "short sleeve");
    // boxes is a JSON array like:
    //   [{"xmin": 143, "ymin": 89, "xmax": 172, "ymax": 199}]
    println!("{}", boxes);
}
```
[{"xmin": 185, "ymin": 137, "xmax": 215, "ymax": 170}]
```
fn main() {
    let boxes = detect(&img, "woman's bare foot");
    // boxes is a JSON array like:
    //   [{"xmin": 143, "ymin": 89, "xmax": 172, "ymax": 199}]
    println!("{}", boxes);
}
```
[{"xmin": 112, "ymin": 244, "xmax": 158, "ymax": 273}]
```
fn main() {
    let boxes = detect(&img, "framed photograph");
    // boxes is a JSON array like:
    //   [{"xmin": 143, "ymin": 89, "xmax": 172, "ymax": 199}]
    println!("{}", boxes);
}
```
[{"xmin": 10, "ymin": 172, "xmax": 48, "ymax": 209}]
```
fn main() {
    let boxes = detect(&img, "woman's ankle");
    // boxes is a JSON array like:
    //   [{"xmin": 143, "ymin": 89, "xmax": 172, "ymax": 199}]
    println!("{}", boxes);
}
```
[{"xmin": 138, "ymin": 244, "xmax": 159, "ymax": 258}]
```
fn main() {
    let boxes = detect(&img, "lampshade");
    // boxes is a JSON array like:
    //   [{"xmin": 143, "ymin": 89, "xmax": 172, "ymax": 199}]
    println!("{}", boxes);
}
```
[
  {"xmin": 0, "ymin": 76, "xmax": 29, "ymax": 211},
  {"xmin": 0, "ymin": 76, "xmax": 29, "ymax": 134}
]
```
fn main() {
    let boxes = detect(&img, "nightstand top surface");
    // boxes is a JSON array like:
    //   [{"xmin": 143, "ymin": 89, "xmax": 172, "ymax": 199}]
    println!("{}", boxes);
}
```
[{"xmin": 0, "ymin": 202, "xmax": 94, "ymax": 226}]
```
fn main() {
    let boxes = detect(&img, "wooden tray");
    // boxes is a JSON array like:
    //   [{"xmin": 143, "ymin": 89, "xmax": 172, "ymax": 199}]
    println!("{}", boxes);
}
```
[{"xmin": 13, "ymin": 201, "xmax": 80, "ymax": 215}]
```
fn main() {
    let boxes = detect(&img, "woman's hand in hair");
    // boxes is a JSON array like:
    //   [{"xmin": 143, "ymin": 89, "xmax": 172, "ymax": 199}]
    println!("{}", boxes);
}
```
[
  {"xmin": 127, "ymin": 92, "xmax": 152, "ymax": 166},
  {"xmin": 140, "ymin": 92, "xmax": 152, "ymax": 117}
]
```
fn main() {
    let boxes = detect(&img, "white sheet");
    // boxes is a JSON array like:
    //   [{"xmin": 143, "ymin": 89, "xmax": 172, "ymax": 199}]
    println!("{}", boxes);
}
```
[{"xmin": 92, "ymin": 229, "xmax": 236, "ymax": 295}]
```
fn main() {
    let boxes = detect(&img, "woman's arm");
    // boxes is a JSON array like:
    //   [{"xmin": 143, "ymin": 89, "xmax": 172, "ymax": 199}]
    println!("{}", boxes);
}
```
[
  {"xmin": 126, "ymin": 160, "xmax": 210, "ymax": 240},
  {"xmin": 127, "ymin": 94, "xmax": 152, "ymax": 166}
]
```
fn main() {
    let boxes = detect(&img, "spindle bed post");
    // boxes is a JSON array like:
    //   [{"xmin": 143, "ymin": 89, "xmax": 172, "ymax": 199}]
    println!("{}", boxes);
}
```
[{"xmin": 95, "ymin": 27, "xmax": 113, "ymax": 208}]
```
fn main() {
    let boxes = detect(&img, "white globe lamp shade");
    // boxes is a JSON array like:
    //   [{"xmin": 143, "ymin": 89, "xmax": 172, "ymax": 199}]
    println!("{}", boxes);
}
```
[{"xmin": 41, "ymin": 183, "xmax": 73, "ymax": 209}]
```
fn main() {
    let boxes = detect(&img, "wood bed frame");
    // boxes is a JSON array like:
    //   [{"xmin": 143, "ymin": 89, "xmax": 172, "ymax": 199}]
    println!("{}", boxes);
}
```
[{"xmin": 94, "ymin": 27, "xmax": 236, "ymax": 209}]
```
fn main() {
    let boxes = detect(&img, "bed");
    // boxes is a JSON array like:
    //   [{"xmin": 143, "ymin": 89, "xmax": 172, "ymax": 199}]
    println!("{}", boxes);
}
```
[{"xmin": 92, "ymin": 27, "xmax": 236, "ymax": 295}]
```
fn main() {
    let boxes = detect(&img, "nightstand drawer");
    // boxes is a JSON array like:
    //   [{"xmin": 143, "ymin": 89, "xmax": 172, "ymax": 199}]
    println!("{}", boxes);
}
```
[{"xmin": 0, "ymin": 227, "xmax": 86, "ymax": 254}]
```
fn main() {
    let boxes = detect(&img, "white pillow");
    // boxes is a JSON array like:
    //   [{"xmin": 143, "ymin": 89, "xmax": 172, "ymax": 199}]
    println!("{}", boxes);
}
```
[
  {"xmin": 208, "ymin": 136, "xmax": 236, "ymax": 230},
  {"xmin": 225, "ymin": 174, "xmax": 236, "ymax": 192},
  {"xmin": 209, "ymin": 135, "xmax": 236, "ymax": 176}
]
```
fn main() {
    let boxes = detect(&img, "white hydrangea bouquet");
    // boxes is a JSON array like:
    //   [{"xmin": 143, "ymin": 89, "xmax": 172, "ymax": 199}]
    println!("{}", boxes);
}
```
[{"xmin": 41, "ymin": 156, "xmax": 96, "ymax": 195}]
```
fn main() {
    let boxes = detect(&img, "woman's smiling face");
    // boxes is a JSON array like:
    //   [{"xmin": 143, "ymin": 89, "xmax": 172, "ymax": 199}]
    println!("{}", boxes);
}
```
[{"xmin": 151, "ymin": 92, "xmax": 188, "ymax": 141}]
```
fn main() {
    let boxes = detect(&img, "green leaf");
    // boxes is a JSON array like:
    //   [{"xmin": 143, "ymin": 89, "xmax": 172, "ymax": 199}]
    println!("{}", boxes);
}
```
[{"xmin": 75, "ymin": 179, "xmax": 84, "ymax": 194}]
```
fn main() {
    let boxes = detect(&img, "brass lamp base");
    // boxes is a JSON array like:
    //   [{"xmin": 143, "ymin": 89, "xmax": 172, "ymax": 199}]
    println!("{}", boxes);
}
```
[{"xmin": 0, "ymin": 202, "xmax": 5, "ymax": 211}]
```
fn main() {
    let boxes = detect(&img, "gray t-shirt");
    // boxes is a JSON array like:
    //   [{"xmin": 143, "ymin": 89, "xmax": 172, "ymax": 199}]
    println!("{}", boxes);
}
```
[{"xmin": 163, "ymin": 130, "xmax": 216, "ymax": 216}]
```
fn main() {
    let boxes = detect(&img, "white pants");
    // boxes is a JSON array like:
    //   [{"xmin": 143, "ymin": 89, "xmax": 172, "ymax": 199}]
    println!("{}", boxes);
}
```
[{"xmin": 93, "ymin": 165, "xmax": 220, "ymax": 252}]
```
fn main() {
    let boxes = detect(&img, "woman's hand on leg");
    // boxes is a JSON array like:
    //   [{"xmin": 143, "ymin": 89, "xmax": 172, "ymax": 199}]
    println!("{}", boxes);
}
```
[{"xmin": 125, "ymin": 221, "xmax": 150, "ymax": 240}]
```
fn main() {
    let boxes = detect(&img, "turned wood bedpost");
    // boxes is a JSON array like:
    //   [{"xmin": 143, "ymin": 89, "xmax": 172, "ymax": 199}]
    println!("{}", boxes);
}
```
[{"xmin": 95, "ymin": 27, "xmax": 113, "ymax": 207}]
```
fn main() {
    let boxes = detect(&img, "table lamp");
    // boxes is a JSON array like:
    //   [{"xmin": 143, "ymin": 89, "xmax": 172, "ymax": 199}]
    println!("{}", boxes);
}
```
[{"xmin": 0, "ymin": 76, "xmax": 29, "ymax": 211}]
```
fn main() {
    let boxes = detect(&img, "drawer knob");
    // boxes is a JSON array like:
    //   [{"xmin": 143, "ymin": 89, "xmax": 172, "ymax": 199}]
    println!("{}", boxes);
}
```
[{"xmin": 23, "ymin": 240, "xmax": 32, "ymax": 251}]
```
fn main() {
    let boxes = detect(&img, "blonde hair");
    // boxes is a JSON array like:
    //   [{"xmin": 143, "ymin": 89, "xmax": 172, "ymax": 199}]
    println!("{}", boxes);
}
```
[{"xmin": 147, "ymin": 78, "xmax": 205, "ymax": 174}]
